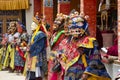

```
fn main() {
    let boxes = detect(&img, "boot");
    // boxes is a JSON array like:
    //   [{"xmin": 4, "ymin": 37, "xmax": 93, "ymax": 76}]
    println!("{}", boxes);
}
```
[{"xmin": 36, "ymin": 77, "xmax": 42, "ymax": 80}]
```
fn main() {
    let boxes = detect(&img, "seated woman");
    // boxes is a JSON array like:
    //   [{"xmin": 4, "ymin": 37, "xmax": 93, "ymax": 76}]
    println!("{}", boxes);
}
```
[{"xmin": 101, "ymin": 26, "xmax": 118, "ymax": 63}]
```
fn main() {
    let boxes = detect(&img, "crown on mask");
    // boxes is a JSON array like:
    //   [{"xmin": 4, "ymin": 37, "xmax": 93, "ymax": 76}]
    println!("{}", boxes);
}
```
[
  {"xmin": 64, "ymin": 11, "xmax": 89, "ymax": 36},
  {"xmin": 33, "ymin": 12, "xmax": 41, "ymax": 25},
  {"xmin": 54, "ymin": 13, "xmax": 68, "ymax": 25}
]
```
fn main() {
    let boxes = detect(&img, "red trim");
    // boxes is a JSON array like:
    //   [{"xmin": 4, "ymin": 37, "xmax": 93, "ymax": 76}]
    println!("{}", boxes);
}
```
[{"xmin": 18, "ymin": 47, "xmax": 26, "ymax": 61}]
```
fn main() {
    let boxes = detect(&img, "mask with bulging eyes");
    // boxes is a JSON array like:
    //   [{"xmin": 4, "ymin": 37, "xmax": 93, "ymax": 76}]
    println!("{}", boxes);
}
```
[{"xmin": 65, "ymin": 16, "xmax": 88, "ymax": 37}]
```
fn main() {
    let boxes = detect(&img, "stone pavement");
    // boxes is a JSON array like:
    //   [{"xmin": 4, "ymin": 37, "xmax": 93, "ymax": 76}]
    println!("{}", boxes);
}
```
[{"xmin": 0, "ymin": 71, "xmax": 25, "ymax": 80}]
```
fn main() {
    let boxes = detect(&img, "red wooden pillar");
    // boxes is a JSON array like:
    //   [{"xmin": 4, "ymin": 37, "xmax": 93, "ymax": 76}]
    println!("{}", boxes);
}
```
[
  {"xmin": 58, "ymin": 0, "xmax": 70, "ymax": 15},
  {"xmin": 43, "ymin": 0, "xmax": 53, "ymax": 27},
  {"xmin": 34, "ymin": 0, "xmax": 43, "ymax": 17},
  {"xmin": 80, "ymin": 0, "xmax": 97, "ymax": 37},
  {"xmin": 118, "ymin": 0, "xmax": 120, "ymax": 60}
]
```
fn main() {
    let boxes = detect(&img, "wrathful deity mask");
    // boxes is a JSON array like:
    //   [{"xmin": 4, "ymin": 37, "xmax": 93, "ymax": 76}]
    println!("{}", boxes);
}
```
[{"xmin": 65, "ymin": 15, "xmax": 88, "ymax": 37}]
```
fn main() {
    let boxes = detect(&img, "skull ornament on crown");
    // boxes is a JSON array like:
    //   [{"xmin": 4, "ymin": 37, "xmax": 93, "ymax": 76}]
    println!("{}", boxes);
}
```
[{"xmin": 64, "ymin": 11, "xmax": 89, "ymax": 37}]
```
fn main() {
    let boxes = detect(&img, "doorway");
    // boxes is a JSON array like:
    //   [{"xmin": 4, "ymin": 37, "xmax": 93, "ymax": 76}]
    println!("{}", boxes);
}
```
[
  {"xmin": 70, "ymin": 0, "xmax": 80, "ymax": 12},
  {"xmin": 0, "ymin": 10, "xmax": 22, "ymax": 34}
]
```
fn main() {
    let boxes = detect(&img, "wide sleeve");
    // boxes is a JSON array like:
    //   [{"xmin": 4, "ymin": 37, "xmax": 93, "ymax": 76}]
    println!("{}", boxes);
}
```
[{"xmin": 30, "ymin": 32, "xmax": 46, "ymax": 57}]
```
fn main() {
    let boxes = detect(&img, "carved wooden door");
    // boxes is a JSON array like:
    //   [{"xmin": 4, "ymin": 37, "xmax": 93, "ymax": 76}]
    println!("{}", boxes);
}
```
[{"xmin": 0, "ymin": 10, "xmax": 22, "ymax": 33}]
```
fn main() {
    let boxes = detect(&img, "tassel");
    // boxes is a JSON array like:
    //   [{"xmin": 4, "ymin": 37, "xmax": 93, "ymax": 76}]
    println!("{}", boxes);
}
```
[{"xmin": 81, "ymin": 54, "xmax": 87, "ymax": 67}]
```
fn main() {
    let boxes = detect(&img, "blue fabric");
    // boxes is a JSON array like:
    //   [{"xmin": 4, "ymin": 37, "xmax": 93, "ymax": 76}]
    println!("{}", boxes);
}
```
[
  {"xmin": 85, "ymin": 59, "xmax": 111, "ymax": 78},
  {"xmin": 29, "ymin": 31, "xmax": 47, "ymax": 68},
  {"xmin": 30, "ymin": 31, "xmax": 46, "ymax": 57},
  {"xmin": 15, "ymin": 51, "xmax": 25, "ymax": 67}
]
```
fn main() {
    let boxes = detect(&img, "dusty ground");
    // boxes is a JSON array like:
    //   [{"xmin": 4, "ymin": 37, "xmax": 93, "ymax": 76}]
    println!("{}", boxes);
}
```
[{"xmin": 0, "ymin": 71, "xmax": 25, "ymax": 80}]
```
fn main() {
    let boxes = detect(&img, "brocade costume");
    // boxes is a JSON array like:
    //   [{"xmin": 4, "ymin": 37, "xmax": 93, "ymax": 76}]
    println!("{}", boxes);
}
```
[
  {"xmin": 26, "ymin": 31, "xmax": 47, "ymax": 80},
  {"xmin": 48, "ymin": 11, "xmax": 111, "ymax": 80},
  {"xmin": 48, "ymin": 13, "xmax": 66, "ymax": 80}
]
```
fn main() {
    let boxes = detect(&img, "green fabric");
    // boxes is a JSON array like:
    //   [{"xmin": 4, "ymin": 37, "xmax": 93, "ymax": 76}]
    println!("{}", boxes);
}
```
[{"xmin": 52, "ymin": 30, "xmax": 64, "ymax": 46}]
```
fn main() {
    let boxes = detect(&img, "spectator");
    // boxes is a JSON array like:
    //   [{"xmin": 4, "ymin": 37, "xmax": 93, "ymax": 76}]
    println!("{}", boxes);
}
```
[{"xmin": 101, "ymin": 26, "xmax": 118, "ymax": 63}]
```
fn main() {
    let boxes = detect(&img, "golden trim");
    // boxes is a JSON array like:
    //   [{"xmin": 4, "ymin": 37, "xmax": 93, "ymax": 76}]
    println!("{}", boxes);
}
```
[{"xmin": 0, "ymin": 0, "xmax": 29, "ymax": 10}]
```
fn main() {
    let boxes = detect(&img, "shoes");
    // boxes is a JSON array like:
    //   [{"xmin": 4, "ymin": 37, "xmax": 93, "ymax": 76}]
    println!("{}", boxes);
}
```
[
  {"xmin": 16, "ymin": 70, "xmax": 22, "ymax": 75},
  {"xmin": 9, "ymin": 69, "xmax": 14, "ymax": 73},
  {"xmin": 2, "ymin": 67, "xmax": 8, "ymax": 71}
]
